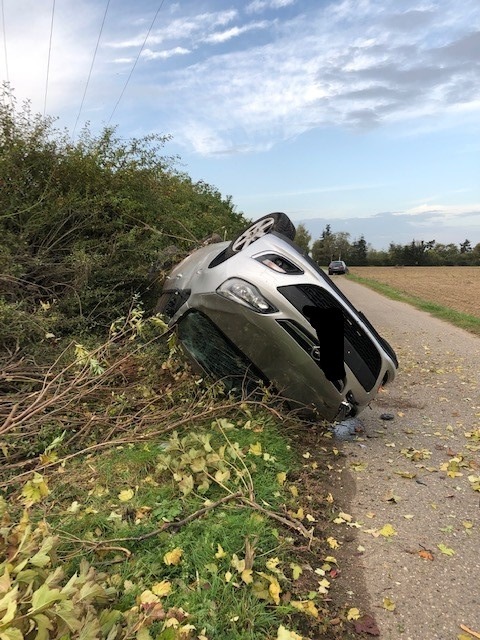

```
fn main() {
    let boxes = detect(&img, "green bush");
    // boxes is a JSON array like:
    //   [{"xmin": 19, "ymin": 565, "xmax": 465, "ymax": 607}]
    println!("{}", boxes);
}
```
[{"xmin": 0, "ymin": 88, "xmax": 247, "ymax": 347}]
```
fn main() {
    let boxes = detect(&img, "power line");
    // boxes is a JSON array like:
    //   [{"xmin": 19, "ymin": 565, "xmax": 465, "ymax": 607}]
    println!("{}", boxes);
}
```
[
  {"xmin": 107, "ymin": 0, "xmax": 166, "ymax": 126},
  {"xmin": 44, "ymin": 0, "xmax": 56, "ymax": 115},
  {"xmin": 1, "ymin": 0, "xmax": 9, "ymax": 84},
  {"xmin": 72, "ymin": 0, "xmax": 111, "ymax": 138}
]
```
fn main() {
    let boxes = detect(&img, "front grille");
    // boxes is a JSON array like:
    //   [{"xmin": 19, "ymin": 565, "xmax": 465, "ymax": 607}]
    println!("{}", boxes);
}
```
[
  {"xmin": 276, "ymin": 319, "xmax": 316, "ymax": 353},
  {"xmin": 276, "ymin": 319, "xmax": 344, "ymax": 391},
  {"xmin": 278, "ymin": 284, "xmax": 381, "ymax": 391}
]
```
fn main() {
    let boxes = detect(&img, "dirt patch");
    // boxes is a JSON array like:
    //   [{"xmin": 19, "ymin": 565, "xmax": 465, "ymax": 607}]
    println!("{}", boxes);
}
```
[{"xmin": 350, "ymin": 266, "xmax": 480, "ymax": 318}]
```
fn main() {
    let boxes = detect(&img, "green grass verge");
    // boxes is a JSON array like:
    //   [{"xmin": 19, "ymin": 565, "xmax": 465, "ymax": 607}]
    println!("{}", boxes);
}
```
[
  {"xmin": 38, "ymin": 410, "xmax": 318, "ymax": 639},
  {"xmin": 348, "ymin": 273, "xmax": 480, "ymax": 337}
]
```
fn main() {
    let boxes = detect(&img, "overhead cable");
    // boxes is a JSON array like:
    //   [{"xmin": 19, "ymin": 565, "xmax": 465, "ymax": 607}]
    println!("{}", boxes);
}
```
[
  {"xmin": 72, "ymin": 0, "xmax": 111, "ymax": 138},
  {"xmin": 1, "ymin": 0, "xmax": 9, "ymax": 85},
  {"xmin": 44, "ymin": 0, "xmax": 56, "ymax": 115},
  {"xmin": 107, "ymin": 0, "xmax": 166, "ymax": 125}
]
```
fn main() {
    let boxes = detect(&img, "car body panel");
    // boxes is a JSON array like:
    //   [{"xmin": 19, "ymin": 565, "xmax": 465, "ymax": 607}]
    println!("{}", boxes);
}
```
[{"xmin": 159, "ymin": 232, "xmax": 397, "ymax": 422}]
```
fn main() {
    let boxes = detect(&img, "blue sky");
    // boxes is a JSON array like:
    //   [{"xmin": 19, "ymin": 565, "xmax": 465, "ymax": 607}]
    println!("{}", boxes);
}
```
[{"xmin": 2, "ymin": 0, "xmax": 480, "ymax": 249}]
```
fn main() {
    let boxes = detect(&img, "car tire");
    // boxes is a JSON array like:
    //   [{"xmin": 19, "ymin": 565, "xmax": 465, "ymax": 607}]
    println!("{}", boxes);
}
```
[{"xmin": 224, "ymin": 212, "xmax": 296, "ymax": 258}]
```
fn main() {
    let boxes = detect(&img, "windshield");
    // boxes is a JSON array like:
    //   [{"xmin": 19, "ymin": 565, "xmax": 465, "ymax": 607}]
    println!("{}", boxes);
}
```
[{"xmin": 177, "ymin": 310, "xmax": 268, "ymax": 396}]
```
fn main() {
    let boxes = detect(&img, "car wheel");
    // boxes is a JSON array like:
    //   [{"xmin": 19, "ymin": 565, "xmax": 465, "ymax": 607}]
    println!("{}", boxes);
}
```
[{"xmin": 224, "ymin": 212, "xmax": 296, "ymax": 257}]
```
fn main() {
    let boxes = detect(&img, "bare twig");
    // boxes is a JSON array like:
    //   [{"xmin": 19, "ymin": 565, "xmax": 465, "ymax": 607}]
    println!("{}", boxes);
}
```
[
  {"xmin": 239, "ymin": 496, "xmax": 314, "ymax": 541},
  {"xmin": 459, "ymin": 625, "xmax": 480, "ymax": 639},
  {"xmin": 60, "ymin": 492, "xmax": 244, "ymax": 550}
]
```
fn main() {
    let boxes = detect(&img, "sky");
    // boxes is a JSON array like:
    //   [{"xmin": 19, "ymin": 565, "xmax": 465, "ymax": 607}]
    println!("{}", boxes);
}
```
[{"xmin": 1, "ymin": 0, "xmax": 480, "ymax": 249}]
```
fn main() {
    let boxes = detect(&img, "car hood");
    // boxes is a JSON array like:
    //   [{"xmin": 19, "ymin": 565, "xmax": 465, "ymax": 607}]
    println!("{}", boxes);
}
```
[{"xmin": 164, "ymin": 241, "xmax": 229, "ymax": 289}]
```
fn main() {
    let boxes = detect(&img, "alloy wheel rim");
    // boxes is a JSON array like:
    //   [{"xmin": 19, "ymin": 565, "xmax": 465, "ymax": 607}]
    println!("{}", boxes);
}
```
[{"xmin": 231, "ymin": 217, "xmax": 275, "ymax": 251}]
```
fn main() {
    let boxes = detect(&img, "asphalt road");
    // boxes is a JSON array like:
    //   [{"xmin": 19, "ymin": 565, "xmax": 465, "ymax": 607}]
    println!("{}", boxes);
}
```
[{"xmin": 329, "ymin": 276, "xmax": 480, "ymax": 640}]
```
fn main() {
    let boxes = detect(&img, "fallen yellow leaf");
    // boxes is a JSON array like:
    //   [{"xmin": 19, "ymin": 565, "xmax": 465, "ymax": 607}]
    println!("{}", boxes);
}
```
[
  {"xmin": 241, "ymin": 569, "xmax": 253, "ymax": 584},
  {"xmin": 118, "ymin": 488, "xmax": 134, "ymax": 502},
  {"xmin": 164, "ymin": 547, "xmax": 183, "ymax": 565},
  {"xmin": 289, "ymin": 507, "xmax": 304, "ymax": 520},
  {"xmin": 383, "ymin": 596, "xmax": 396, "ymax": 611},
  {"xmin": 139, "ymin": 589, "xmax": 160, "ymax": 604},
  {"xmin": 347, "ymin": 607, "xmax": 361, "ymax": 620},
  {"xmin": 266, "ymin": 557, "xmax": 282, "ymax": 573},
  {"xmin": 290, "ymin": 563, "xmax": 303, "ymax": 580},
  {"xmin": 151, "ymin": 580, "xmax": 172, "ymax": 597},
  {"xmin": 338, "ymin": 511, "xmax": 352, "ymax": 522},
  {"xmin": 276, "ymin": 625, "xmax": 303, "ymax": 640},
  {"xmin": 326, "ymin": 536, "xmax": 340, "ymax": 549},
  {"xmin": 231, "ymin": 554, "xmax": 246, "ymax": 572},
  {"xmin": 437, "ymin": 543, "xmax": 455, "ymax": 556},
  {"xmin": 379, "ymin": 523, "xmax": 397, "ymax": 537},
  {"xmin": 269, "ymin": 576, "xmax": 282, "ymax": 604},
  {"xmin": 249, "ymin": 442, "xmax": 262, "ymax": 456},
  {"xmin": 395, "ymin": 471, "xmax": 416, "ymax": 479},
  {"xmin": 291, "ymin": 600, "xmax": 319, "ymax": 618}
]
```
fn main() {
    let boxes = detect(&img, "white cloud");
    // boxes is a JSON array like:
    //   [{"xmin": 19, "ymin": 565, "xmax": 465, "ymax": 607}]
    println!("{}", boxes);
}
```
[
  {"xmin": 202, "ymin": 21, "xmax": 269, "ymax": 45},
  {"xmin": 2, "ymin": 0, "xmax": 480, "ymax": 157},
  {"xmin": 142, "ymin": 47, "xmax": 190, "ymax": 60},
  {"xmin": 403, "ymin": 204, "xmax": 480, "ymax": 217},
  {"xmin": 106, "ymin": 10, "xmax": 238, "ymax": 49},
  {"xmin": 246, "ymin": 0, "xmax": 296, "ymax": 14}
]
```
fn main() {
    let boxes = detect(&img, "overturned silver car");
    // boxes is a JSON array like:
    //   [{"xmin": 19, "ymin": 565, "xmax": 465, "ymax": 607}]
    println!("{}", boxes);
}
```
[{"xmin": 158, "ymin": 213, "xmax": 398, "ymax": 422}]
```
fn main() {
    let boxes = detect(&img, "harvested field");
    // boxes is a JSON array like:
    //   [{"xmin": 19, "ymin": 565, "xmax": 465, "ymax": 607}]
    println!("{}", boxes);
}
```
[{"xmin": 349, "ymin": 266, "xmax": 480, "ymax": 319}]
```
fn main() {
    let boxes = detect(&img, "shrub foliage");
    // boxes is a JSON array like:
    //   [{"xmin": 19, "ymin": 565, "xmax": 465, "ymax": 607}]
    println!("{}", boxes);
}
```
[{"xmin": 0, "ymin": 88, "xmax": 247, "ymax": 347}]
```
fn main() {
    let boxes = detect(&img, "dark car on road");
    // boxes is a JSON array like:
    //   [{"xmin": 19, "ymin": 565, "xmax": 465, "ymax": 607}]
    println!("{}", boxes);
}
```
[
  {"xmin": 158, "ymin": 213, "xmax": 397, "ymax": 422},
  {"xmin": 328, "ymin": 260, "xmax": 349, "ymax": 275}
]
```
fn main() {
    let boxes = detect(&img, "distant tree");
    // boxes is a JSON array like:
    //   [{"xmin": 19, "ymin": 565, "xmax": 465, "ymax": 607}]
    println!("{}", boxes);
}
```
[
  {"xmin": 350, "ymin": 235, "xmax": 368, "ymax": 265},
  {"xmin": 460, "ymin": 239, "xmax": 472, "ymax": 253},
  {"xmin": 334, "ymin": 231, "xmax": 351, "ymax": 261},
  {"xmin": 366, "ymin": 248, "xmax": 391, "ymax": 266},
  {"xmin": 471, "ymin": 243, "xmax": 480, "ymax": 265},
  {"xmin": 294, "ymin": 223, "xmax": 312, "ymax": 254},
  {"xmin": 312, "ymin": 225, "xmax": 334, "ymax": 265},
  {"xmin": 388, "ymin": 239, "xmax": 435, "ymax": 265},
  {"xmin": 311, "ymin": 226, "xmax": 352, "ymax": 265},
  {"xmin": 388, "ymin": 242, "xmax": 404, "ymax": 265},
  {"xmin": 428, "ymin": 243, "xmax": 460, "ymax": 266}
]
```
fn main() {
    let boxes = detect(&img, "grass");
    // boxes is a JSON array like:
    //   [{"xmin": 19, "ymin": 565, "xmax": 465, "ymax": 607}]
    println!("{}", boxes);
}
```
[
  {"xmin": 20, "ymin": 407, "xmax": 328, "ymax": 639},
  {"xmin": 348, "ymin": 273, "xmax": 480, "ymax": 337}
]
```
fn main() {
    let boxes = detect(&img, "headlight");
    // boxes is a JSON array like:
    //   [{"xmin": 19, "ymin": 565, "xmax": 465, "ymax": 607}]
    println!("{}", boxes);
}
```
[{"xmin": 216, "ymin": 278, "xmax": 277, "ymax": 313}]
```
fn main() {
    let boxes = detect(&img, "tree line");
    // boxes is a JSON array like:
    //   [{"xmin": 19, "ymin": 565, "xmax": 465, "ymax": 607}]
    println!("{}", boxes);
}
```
[{"xmin": 294, "ymin": 223, "xmax": 480, "ymax": 267}]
